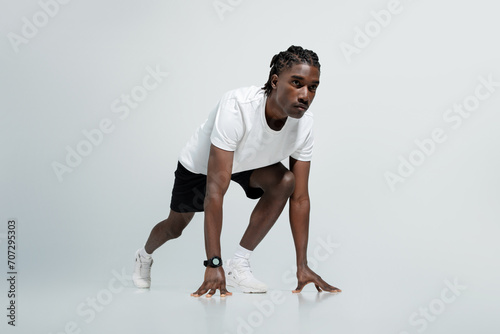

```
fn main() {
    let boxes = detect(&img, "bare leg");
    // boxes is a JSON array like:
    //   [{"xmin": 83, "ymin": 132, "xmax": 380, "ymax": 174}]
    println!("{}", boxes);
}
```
[
  {"xmin": 239, "ymin": 163, "xmax": 295, "ymax": 250},
  {"xmin": 144, "ymin": 209, "xmax": 195, "ymax": 254}
]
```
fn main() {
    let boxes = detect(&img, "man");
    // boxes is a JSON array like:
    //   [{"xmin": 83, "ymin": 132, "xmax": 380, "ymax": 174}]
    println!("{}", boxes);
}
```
[{"xmin": 133, "ymin": 45, "xmax": 341, "ymax": 297}]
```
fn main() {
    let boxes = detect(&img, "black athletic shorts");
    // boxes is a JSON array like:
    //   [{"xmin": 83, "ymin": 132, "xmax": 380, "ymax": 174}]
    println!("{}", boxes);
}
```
[{"xmin": 170, "ymin": 161, "xmax": 264, "ymax": 213}]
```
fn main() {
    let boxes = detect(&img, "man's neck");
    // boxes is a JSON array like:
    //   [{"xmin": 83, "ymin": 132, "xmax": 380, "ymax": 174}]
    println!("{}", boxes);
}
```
[{"xmin": 265, "ymin": 94, "xmax": 287, "ymax": 131}]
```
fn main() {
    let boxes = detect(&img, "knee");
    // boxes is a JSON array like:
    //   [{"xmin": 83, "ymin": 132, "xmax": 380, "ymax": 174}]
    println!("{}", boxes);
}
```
[
  {"xmin": 166, "ymin": 227, "xmax": 183, "ymax": 239},
  {"xmin": 277, "ymin": 171, "xmax": 295, "ymax": 197},
  {"xmin": 155, "ymin": 222, "xmax": 182, "ymax": 240},
  {"xmin": 161, "ymin": 212, "xmax": 193, "ymax": 240}
]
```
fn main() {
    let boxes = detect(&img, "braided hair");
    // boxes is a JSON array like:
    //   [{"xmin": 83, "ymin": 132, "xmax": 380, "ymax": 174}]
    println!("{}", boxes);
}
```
[{"xmin": 262, "ymin": 45, "xmax": 321, "ymax": 96}]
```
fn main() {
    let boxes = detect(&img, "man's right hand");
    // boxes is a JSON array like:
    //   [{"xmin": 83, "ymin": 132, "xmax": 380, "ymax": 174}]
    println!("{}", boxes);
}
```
[{"xmin": 191, "ymin": 267, "xmax": 232, "ymax": 298}]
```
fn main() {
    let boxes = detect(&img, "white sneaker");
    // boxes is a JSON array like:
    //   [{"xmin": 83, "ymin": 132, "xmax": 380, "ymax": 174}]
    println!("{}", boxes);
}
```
[
  {"xmin": 133, "ymin": 249, "xmax": 153, "ymax": 288},
  {"xmin": 225, "ymin": 258, "xmax": 267, "ymax": 293}
]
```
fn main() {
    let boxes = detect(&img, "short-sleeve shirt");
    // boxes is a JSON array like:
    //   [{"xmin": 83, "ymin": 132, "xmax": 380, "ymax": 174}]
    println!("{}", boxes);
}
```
[{"xmin": 178, "ymin": 86, "xmax": 314, "ymax": 174}]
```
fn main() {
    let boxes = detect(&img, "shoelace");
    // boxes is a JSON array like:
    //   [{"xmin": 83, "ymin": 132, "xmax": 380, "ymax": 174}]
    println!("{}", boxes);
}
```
[
  {"xmin": 234, "ymin": 259, "xmax": 252, "ymax": 275},
  {"xmin": 138, "ymin": 256, "xmax": 153, "ymax": 269}
]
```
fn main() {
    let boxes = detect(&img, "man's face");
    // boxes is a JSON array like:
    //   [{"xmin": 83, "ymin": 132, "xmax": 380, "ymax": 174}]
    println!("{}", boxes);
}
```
[{"xmin": 272, "ymin": 63, "xmax": 320, "ymax": 119}]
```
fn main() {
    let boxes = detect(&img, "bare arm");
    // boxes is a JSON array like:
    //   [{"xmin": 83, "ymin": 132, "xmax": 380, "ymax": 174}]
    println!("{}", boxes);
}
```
[
  {"xmin": 289, "ymin": 157, "xmax": 341, "ymax": 293},
  {"xmin": 289, "ymin": 157, "xmax": 311, "ymax": 266},
  {"xmin": 191, "ymin": 144, "xmax": 234, "ymax": 298}
]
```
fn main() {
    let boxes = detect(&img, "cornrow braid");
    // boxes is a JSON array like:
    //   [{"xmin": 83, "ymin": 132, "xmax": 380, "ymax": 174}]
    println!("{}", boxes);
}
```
[{"xmin": 262, "ymin": 45, "xmax": 321, "ymax": 96}]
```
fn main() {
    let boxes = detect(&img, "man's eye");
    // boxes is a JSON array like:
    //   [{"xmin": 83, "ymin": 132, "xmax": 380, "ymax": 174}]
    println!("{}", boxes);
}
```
[
  {"xmin": 309, "ymin": 85, "xmax": 317, "ymax": 92},
  {"xmin": 292, "ymin": 80, "xmax": 301, "ymax": 86}
]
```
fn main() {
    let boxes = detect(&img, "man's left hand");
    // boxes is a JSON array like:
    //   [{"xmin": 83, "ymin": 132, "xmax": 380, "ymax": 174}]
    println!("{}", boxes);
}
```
[{"xmin": 293, "ymin": 265, "xmax": 341, "ymax": 293}]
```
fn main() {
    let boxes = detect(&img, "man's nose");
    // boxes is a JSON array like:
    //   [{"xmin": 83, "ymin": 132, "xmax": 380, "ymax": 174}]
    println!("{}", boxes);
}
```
[{"xmin": 298, "ymin": 86, "xmax": 309, "ymax": 103}]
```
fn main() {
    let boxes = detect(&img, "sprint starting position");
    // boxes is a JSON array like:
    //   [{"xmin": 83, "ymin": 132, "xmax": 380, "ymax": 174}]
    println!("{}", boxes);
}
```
[{"xmin": 133, "ymin": 45, "xmax": 341, "ymax": 297}]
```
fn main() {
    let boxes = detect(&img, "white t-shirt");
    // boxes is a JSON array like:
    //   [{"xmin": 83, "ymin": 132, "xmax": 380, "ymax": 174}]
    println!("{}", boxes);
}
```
[{"xmin": 178, "ymin": 86, "xmax": 314, "ymax": 174}]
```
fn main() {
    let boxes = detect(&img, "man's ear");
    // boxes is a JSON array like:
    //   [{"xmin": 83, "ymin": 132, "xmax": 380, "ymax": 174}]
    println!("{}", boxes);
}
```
[{"xmin": 271, "ymin": 74, "xmax": 279, "ymax": 89}]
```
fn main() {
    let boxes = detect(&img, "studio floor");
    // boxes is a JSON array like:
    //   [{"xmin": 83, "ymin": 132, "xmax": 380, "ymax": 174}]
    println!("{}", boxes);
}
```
[{"xmin": 16, "ymin": 263, "xmax": 499, "ymax": 334}]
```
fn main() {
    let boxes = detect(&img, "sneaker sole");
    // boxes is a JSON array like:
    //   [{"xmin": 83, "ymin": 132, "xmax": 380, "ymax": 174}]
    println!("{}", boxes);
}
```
[
  {"xmin": 226, "ymin": 278, "xmax": 267, "ymax": 293},
  {"xmin": 132, "ymin": 274, "xmax": 151, "ymax": 289}
]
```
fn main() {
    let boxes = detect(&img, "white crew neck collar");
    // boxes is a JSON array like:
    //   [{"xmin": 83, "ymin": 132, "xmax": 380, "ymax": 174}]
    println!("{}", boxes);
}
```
[{"xmin": 260, "ymin": 95, "xmax": 290, "ymax": 134}]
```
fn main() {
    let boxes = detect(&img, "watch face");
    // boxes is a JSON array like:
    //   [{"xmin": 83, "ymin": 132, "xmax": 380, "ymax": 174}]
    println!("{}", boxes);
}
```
[{"xmin": 212, "ymin": 258, "xmax": 220, "ymax": 266}]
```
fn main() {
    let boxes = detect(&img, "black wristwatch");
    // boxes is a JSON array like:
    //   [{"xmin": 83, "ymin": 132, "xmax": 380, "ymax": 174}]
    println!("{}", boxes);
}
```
[{"xmin": 204, "ymin": 256, "xmax": 222, "ymax": 268}]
